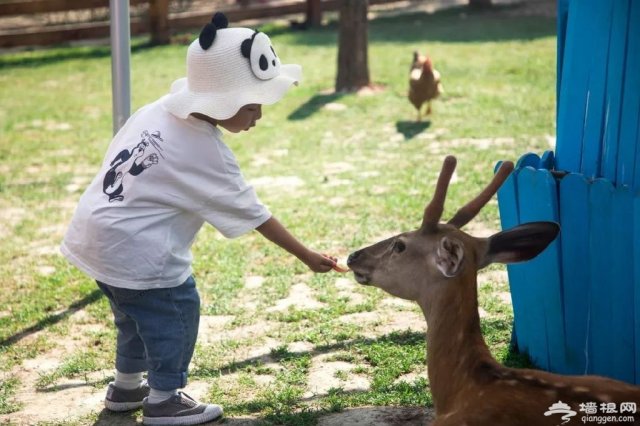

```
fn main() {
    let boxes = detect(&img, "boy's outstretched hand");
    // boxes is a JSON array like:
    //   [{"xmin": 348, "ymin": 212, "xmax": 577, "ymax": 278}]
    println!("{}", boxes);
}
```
[
  {"xmin": 303, "ymin": 251, "xmax": 337, "ymax": 273},
  {"xmin": 256, "ymin": 216, "xmax": 347, "ymax": 274}
]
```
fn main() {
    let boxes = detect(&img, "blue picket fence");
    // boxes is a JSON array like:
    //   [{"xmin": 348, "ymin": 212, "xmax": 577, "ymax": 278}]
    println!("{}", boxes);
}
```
[{"xmin": 496, "ymin": 0, "xmax": 640, "ymax": 384}]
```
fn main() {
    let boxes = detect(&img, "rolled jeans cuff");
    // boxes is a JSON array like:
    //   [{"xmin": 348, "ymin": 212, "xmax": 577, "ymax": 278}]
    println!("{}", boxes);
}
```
[
  {"xmin": 148, "ymin": 371, "xmax": 188, "ymax": 391},
  {"xmin": 115, "ymin": 353, "xmax": 147, "ymax": 374}
]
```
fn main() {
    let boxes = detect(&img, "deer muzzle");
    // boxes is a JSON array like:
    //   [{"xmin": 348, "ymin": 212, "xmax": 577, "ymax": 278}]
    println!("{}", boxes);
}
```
[{"xmin": 347, "ymin": 250, "xmax": 371, "ymax": 285}]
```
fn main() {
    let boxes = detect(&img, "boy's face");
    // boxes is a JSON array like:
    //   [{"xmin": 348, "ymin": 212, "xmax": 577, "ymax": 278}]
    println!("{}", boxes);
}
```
[{"xmin": 217, "ymin": 104, "xmax": 262, "ymax": 133}]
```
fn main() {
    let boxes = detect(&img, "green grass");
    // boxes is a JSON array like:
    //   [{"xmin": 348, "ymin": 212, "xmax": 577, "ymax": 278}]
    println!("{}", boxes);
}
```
[{"xmin": 0, "ymin": 4, "xmax": 555, "ymax": 424}]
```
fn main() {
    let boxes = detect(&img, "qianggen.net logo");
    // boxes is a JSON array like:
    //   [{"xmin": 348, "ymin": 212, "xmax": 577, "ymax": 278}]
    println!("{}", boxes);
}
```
[{"xmin": 544, "ymin": 400, "xmax": 637, "ymax": 425}]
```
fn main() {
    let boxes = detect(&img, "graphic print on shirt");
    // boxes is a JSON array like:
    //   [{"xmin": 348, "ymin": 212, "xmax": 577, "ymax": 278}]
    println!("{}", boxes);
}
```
[{"xmin": 103, "ymin": 130, "xmax": 165, "ymax": 202}]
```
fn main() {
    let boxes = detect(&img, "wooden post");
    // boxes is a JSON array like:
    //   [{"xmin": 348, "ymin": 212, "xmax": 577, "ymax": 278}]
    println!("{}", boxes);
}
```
[
  {"xmin": 335, "ymin": 0, "xmax": 370, "ymax": 92},
  {"xmin": 149, "ymin": 0, "xmax": 170, "ymax": 45},
  {"xmin": 306, "ymin": 0, "xmax": 322, "ymax": 27}
]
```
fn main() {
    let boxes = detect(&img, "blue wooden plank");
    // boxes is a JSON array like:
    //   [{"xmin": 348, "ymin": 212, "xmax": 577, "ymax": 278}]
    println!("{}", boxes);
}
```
[
  {"xmin": 601, "ymin": 0, "xmax": 631, "ymax": 182},
  {"xmin": 609, "ymin": 186, "xmax": 635, "ymax": 383},
  {"xmin": 635, "ymin": 193, "xmax": 640, "ymax": 385},
  {"xmin": 515, "ymin": 167, "xmax": 552, "ymax": 370},
  {"xmin": 634, "ymin": 117, "xmax": 640, "ymax": 191},
  {"xmin": 556, "ymin": 0, "xmax": 571, "ymax": 111},
  {"xmin": 518, "ymin": 167, "xmax": 566, "ymax": 372},
  {"xmin": 617, "ymin": 0, "xmax": 640, "ymax": 188},
  {"xmin": 556, "ymin": 0, "xmax": 598, "ymax": 172},
  {"xmin": 540, "ymin": 150, "xmax": 555, "ymax": 171},
  {"xmin": 559, "ymin": 173, "xmax": 590, "ymax": 375},
  {"xmin": 588, "ymin": 179, "xmax": 616, "ymax": 377},
  {"xmin": 516, "ymin": 153, "xmax": 541, "ymax": 170},
  {"xmin": 580, "ymin": 1, "xmax": 614, "ymax": 178},
  {"xmin": 497, "ymin": 168, "xmax": 531, "ymax": 356}
]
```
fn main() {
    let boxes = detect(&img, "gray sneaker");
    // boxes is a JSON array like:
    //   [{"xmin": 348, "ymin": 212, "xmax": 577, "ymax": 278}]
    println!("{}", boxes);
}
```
[
  {"xmin": 104, "ymin": 380, "xmax": 150, "ymax": 411},
  {"xmin": 142, "ymin": 392, "xmax": 223, "ymax": 425}
]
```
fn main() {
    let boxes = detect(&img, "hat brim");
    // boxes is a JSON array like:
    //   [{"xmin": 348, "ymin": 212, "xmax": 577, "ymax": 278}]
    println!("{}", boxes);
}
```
[{"xmin": 163, "ymin": 64, "xmax": 302, "ymax": 120}]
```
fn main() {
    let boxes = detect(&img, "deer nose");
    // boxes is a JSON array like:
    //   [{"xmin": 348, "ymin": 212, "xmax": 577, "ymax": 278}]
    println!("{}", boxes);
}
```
[{"xmin": 347, "ymin": 250, "xmax": 361, "ymax": 267}]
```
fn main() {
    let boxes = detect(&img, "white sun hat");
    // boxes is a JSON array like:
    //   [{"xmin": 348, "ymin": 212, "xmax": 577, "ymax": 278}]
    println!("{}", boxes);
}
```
[{"xmin": 163, "ymin": 13, "xmax": 302, "ymax": 120}]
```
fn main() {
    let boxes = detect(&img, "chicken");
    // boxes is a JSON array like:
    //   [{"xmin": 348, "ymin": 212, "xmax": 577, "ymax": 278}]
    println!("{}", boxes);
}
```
[{"xmin": 408, "ymin": 51, "xmax": 443, "ymax": 121}]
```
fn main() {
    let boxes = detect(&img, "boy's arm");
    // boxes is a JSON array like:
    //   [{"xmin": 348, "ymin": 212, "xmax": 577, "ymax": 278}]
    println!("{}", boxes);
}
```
[{"xmin": 256, "ymin": 216, "xmax": 336, "ymax": 273}]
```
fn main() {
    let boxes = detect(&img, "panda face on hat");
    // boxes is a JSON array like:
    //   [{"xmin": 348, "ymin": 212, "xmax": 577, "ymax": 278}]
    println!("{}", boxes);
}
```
[{"xmin": 241, "ymin": 31, "xmax": 281, "ymax": 80}]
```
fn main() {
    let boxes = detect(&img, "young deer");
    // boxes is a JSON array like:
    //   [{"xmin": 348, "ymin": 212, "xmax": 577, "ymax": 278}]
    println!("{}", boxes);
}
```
[{"xmin": 347, "ymin": 156, "xmax": 640, "ymax": 426}]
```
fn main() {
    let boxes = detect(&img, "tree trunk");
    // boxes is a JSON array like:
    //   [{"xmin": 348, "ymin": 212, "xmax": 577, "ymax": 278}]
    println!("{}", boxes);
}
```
[
  {"xmin": 149, "ymin": 0, "xmax": 170, "ymax": 45},
  {"xmin": 306, "ymin": 0, "xmax": 322, "ymax": 27},
  {"xmin": 335, "ymin": 0, "xmax": 370, "ymax": 92}
]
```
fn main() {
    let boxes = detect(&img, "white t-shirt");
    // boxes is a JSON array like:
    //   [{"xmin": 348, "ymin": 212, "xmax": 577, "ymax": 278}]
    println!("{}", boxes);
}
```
[{"xmin": 61, "ymin": 97, "xmax": 271, "ymax": 289}]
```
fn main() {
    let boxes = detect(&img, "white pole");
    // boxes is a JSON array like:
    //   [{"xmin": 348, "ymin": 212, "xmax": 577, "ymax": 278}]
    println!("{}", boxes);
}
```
[{"xmin": 109, "ymin": 0, "xmax": 131, "ymax": 135}]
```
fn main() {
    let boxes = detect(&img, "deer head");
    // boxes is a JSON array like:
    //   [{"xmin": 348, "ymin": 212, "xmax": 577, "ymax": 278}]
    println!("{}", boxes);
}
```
[{"xmin": 347, "ymin": 156, "xmax": 559, "ymax": 304}]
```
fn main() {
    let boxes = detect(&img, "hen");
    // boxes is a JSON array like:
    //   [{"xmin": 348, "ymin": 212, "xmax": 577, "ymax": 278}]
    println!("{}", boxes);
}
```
[{"xmin": 408, "ymin": 51, "xmax": 443, "ymax": 121}]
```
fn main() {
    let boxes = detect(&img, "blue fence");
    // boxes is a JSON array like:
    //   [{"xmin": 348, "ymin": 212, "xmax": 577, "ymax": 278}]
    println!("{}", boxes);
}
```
[{"xmin": 497, "ymin": 0, "xmax": 640, "ymax": 384}]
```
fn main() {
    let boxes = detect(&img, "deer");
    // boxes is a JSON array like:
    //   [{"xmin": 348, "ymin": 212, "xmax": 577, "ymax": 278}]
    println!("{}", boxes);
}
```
[{"xmin": 347, "ymin": 156, "xmax": 640, "ymax": 426}]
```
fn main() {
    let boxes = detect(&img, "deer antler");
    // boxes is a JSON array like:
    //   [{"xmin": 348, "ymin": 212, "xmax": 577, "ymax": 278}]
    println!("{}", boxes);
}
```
[
  {"xmin": 447, "ymin": 161, "xmax": 514, "ymax": 229},
  {"xmin": 421, "ymin": 155, "xmax": 457, "ymax": 232}
]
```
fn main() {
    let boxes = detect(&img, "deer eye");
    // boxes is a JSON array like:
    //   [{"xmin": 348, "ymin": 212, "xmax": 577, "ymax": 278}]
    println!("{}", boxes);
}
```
[{"xmin": 393, "ymin": 240, "xmax": 406, "ymax": 253}]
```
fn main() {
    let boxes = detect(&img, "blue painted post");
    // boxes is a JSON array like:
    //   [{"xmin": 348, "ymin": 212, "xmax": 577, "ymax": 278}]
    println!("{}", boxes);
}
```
[
  {"xmin": 519, "ymin": 167, "xmax": 566, "ymax": 373},
  {"xmin": 580, "ymin": 2, "xmax": 613, "ymax": 178},
  {"xmin": 516, "ymin": 167, "xmax": 551, "ymax": 370},
  {"xmin": 497, "ymin": 171, "xmax": 530, "ymax": 355},
  {"xmin": 556, "ymin": 0, "xmax": 597, "ymax": 172},
  {"xmin": 619, "ymin": 0, "xmax": 640, "ymax": 188},
  {"xmin": 635, "ymin": 195, "xmax": 640, "ymax": 385},
  {"xmin": 558, "ymin": 174, "xmax": 590, "ymax": 375},
  {"xmin": 601, "ymin": 0, "xmax": 631, "ymax": 182},
  {"xmin": 497, "ymin": 0, "xmax": 640, "ymax": 383},
  {"xmin": 610, "ymin": 187, "xmax": 635, "ymax": 383},
  {"xmin": 587, "ymin": 180, "xmax": 615, "ymax": 377}
]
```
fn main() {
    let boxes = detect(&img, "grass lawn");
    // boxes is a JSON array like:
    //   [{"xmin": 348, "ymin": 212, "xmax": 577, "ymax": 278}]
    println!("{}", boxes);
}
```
[{"xmin": 0, "ymin": 3, "xmax": 556, "ymax": 425}]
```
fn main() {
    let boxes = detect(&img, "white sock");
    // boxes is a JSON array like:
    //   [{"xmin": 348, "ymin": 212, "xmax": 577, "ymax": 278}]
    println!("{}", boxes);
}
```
[
  {"xmin": 114, "ymin": 371, "xmax": 144, "ymax": 390},
  {"xmin": 147, "ymin": 388, "xmax": 178, "ymax": 404}
]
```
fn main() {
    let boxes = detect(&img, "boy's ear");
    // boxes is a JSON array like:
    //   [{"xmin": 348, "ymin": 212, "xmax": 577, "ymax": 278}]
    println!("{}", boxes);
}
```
[{"xmin": 480, "ymin": 222, "xmax": 559, "ymax": 268}]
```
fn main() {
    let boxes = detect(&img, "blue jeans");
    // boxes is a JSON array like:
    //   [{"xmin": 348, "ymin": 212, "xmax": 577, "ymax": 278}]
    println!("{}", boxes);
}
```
[{"xmin": 96, "ymin": 276, "xmax": 200, "ymax": 391}]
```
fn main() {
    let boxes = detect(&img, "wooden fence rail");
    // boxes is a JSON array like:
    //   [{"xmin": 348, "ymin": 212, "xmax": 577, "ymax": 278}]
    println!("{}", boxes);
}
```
[{"xmin": 0, "ymin": 0, "xmax": 403, "ymax": 48}]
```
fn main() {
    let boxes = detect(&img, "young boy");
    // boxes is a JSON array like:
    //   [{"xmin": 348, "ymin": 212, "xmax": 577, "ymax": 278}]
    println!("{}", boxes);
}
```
[{"xmin": 61, "ymin": 13, "xmax": 337, "ymax": 426}]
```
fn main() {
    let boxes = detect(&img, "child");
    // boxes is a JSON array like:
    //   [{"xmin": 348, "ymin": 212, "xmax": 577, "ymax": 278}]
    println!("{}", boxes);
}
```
[{"xmin": 61, "ymin": 13, "xmax": 337, "ymax": 426}]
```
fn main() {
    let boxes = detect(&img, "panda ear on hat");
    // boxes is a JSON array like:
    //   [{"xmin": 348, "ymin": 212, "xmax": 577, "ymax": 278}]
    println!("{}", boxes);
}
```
[
  {"xmin": 241, "ymin": 31, "xmax": 258, "ymax": 58},
  {"xmin": 198, "ymin": 12, "xmax": 229, "ymax": 50}
]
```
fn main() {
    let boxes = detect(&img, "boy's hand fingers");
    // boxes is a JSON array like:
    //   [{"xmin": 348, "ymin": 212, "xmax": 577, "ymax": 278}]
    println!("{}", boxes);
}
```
[
  {"xmin": 321, "ymin": 254, "xmax": 337, "ymax": 265},
  {"xmin": 322, "ymin": 253, "xmax": 350, "ymax": 273}
]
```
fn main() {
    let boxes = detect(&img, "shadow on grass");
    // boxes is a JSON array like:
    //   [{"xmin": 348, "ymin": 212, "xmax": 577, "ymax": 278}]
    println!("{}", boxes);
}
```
[
  {"xmin": 0, "ymin": 289, "xmax": 103, "ymax": 348},
  {"xmin": 94, "ymin": 408, "xmax": 140, "ymax": 426},
  {"xmin": 195, "ymin": 330, "xmax": 426, "ymax": 378},
  {"xmin": 223, "ymin": 381, "xmax": 432, "ymax": 425},
  {"xmin": 0, "ymin": 39, "xmax": 157, "ymax": 70},
  {"xmin": 396, "ymin": 120, "xmax": 431, "ymax": 140},
  {"xmin": 287, "ymin": 92, "xmax": 345, "ymax": 121},
  {"xmin": 283, "ymin": 4, "xmax": 556, "ymax": 46},
  {"xmin": 198, "ymin": 319, "xmax": 530, "ymax": 384},
  {"xmin": 38, "ymin": 375, "xmax": 111, "ymax": 393}
]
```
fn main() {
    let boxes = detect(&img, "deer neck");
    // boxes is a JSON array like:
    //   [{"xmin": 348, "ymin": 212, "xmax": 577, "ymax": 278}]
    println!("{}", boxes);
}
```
[{"xmin": 417, "ymin": 270, "xmax": 498, "ymax": 413}]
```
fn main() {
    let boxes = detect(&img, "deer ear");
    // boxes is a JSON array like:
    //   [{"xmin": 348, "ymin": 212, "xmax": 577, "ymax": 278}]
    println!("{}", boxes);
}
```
[
  {"xmin": 481, "ymin": 222, "xmax": 559, "ymax": 267},
  {"xmin": 436, "ymin": 236, "xmax": 465, "ymax": 277}
]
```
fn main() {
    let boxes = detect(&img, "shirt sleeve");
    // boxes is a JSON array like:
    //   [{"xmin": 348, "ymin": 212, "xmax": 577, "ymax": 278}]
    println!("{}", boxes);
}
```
[
  {"xmin": 194, "ymin": 138, "xmax": 271, "ymax": 239},
  {"xmin": 199, "ymin": 184, "xmax": 271, "ymax": 238}
]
